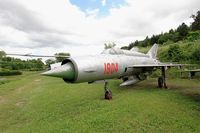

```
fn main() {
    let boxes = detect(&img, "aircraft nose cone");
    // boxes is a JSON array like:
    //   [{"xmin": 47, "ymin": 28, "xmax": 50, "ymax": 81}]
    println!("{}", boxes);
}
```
[{"xmin": 42, "ymin": 62, "xmax": 75, "ymax": 80}]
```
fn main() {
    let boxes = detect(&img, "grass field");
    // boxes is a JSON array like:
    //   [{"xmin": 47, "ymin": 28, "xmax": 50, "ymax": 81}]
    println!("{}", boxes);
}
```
[{"xmin": 0, "ymin": 72, "xmax": 200, "ymax": 133}]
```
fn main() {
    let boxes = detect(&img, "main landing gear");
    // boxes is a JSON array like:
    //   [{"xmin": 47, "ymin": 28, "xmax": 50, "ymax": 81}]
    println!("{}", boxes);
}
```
[
  {"xmin": 104, "ymin": 81, "xmax": 112, "ymax": 100},
  {"xmin": 158, "ymin": 66, "xmax": 168, "ymax": 88}
]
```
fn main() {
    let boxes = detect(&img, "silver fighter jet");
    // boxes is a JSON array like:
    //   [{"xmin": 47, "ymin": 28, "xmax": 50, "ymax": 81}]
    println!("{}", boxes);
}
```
[{"xmin": 42, "ymin": 44, "xmax": 183, "ymax": 100}]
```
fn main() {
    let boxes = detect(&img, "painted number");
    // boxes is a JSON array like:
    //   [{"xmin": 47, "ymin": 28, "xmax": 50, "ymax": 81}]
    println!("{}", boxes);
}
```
[{"xmin": 104, "ymin": 63, "xmax": 118, "ymax": 74}]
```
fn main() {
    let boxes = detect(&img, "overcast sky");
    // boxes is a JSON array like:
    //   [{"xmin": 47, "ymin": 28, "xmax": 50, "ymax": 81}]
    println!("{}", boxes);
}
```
[{"xmin": 0, "ymin": 0, "xmax": 199, "ymax": 60}]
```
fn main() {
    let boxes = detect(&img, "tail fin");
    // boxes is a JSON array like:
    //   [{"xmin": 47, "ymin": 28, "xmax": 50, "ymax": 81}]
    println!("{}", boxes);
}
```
[{"xmin": 147, "ymin": 43, "xmax": 158, "ymax": 59}]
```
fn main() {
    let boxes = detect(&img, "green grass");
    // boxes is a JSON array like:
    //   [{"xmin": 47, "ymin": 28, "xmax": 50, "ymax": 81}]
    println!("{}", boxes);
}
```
[{"xmin": 0, "ymin": 72, "xmax": 200, "ymax": 133}]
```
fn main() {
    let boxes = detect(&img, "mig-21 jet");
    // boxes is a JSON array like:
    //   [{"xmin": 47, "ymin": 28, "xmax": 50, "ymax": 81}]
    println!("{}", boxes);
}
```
[{"xmin": 42, "ymin": 44, "xmax": 184, "ymax": 100}]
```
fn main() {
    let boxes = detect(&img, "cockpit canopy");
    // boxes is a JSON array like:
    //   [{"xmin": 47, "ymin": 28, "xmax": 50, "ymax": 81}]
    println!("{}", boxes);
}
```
[
  {"xmin": 101, "ymin": 48, "xmax": 124, "ymax": 55},
  {"xmin": 101, "ymin": 47, "xmax": 148, "ymax": 57}
]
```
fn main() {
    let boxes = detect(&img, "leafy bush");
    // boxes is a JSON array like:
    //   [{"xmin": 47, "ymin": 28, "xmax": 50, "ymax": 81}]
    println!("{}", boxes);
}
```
[
  {"xmin": 167, "ymin": 45, "xmax": 184, "ymax": 62},
  {"xmin": 187, "ymin": 31, "xmax": 200, "ymax": 41},
  {"xmin": 191, "ymin": 48, "xmax": 200, "ymax": 63},
  {"xmin": 1, "ymin": 57, "xmax": 45, "ymax": 71},
  {"xmin": 0, "ymin": 69, "xmax": 22, "ymax": 76}
]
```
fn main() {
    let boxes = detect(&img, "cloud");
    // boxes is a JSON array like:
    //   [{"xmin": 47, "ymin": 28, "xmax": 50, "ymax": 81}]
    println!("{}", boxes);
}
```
[
  {"xmin": 101, "ymin": 0, "xmax": 107, "ymax": 6},
  {"xmin": 0, "ymin": 0, "xmax": 84, "ymax": 49},
  {"xmin": 0, "ymin": 0, "xmax": 50, "ymax": 33},
  {"xmin": 86, "ymin": 8, "xmax": 100, "ymax": 17},
  {"xmin": 0, "ymin": 0, "xmax": 199, "ymax": 58}
]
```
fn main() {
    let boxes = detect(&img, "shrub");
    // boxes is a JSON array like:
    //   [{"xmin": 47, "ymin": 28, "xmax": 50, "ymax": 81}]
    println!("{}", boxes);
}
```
[
  {"xmin": 191, "ymin": 48, "xmax": 200, "ymax": 63},
  {"xmin": 167, "ymin": 45, "xmax": 184, "ymax": 62},
  {"xmin": 0, "ymin": 69, "xmax": 22, "ymax": 76},
  {"xmin": 187, "ymin": 31, "xmax": 200, "ymax": 41}
]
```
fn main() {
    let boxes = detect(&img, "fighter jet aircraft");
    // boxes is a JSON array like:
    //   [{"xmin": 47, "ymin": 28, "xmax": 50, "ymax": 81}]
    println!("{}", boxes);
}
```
[{"xmin": 42, "ymin": 44, "xmax": 184, "ymax": 100}]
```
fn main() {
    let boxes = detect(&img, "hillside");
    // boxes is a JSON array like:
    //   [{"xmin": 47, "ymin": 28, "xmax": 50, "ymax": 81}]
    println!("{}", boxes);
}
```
[
  {"xmin": 121, "ymin": 11, "xmax": 200, "ymax": 64},
  {"xmin": 139, "ymin": 36, "xmax": 200, "ymax": 64}
]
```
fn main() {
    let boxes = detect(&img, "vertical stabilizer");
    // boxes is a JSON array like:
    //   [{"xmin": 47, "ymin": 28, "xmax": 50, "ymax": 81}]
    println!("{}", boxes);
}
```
[{"xmin": 147, "ymin": 43, "xmax": 158, "ymax": 59}]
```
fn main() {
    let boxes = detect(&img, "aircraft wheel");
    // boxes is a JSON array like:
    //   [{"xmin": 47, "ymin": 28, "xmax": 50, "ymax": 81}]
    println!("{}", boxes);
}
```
[
  {"xmin": 158, "ymin": 77, "xmax": 164, "ymax": 88},
  {"xmin": 105, "ymin": 90, "xmax": 112, "ymax": 100}
]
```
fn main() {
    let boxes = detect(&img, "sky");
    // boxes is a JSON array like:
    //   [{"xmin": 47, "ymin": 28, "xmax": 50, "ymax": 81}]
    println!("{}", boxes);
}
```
[{"xmin": 0, "ymin": 0, "xmax": 199, "ymax": 61}]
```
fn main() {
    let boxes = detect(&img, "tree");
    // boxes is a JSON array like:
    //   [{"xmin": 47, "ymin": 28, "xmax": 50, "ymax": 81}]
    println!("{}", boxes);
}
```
[
  {"xmin": 121, "ymin": 46, "xmax": 128, "ymax": 50},
  {"xmin": 55, "ymin": 52, "xmax": 70, "ymax": 62},
  {"xmin": 45, "ymin": 59, "xmax": 56, "ymax": 67},
  {"xmin": 134, "ymin": 40, "xmax": 139, "ymax": 46},
  {"xmin": 127, "ymin": 42, "xmax": 135, "ymax": 49},
  {"xmin": 35, "ymin": 58, "xmax": 44, "ymax": 69},
  {"xmin": 126, "ymin": 40, "xmax": 139, "ymax": 50},
  {"xmin": 191, "ymin": 11, "xmax": 200, "ymax": 31},
  {"xmin": 0, "ymin": 50, "xmax": 6, "ymax": 58},
  {"xmin": 139, "ymin": 36, "xmax": 150, "ymax": 47},
  {"xmin": 150, "ymin": 35, "xmax": 159, "ymax": 45},
  {"xmin": 1, "ymin": 56, "xmax": 45, "ymax": 71},
  {"xmin": 177, "ymin": 23, "xmax": 189, "ymax": 38},
  {"xmin": 169, "ymin": 29, "xmax": 174, "ymax": 34},
  {"xmin": 104, "ymin": 43, "xmax": 116, "ymax": 49},
  {"xmin": 158, "ymin": 34, "xmax": 168, "ymax": 44}
]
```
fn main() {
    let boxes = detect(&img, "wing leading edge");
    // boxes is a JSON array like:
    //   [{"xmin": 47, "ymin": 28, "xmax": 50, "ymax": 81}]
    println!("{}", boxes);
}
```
[{"xmin": 128, "ymin": 63, "xmax": 188, "ymax": 68}]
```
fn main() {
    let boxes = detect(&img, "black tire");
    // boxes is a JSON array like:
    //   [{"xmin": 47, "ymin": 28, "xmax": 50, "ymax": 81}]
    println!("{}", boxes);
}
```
[
  {"xmin": 158, "ymin": 77, "xmax": 164, "ymax": 88},
  {"xmin": 105, "ymin": 90, "xmax": 112, "ymax": 100}
]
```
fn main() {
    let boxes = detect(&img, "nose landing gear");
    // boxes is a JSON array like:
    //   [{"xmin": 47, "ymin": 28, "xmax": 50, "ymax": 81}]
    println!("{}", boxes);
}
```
[{"xmin": 104, "ymin": 81, "xmax": 112, "ymax": 100}]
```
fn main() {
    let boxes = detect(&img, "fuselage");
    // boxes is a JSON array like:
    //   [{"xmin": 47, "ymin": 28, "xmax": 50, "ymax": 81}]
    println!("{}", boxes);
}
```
[
  {"xmin": 42, "ymin": 47, "xmax": 158, "ymax": 84},
  {"xmin": 66, "ymin": 53, "xmax": 156, "ymax": 83}
]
